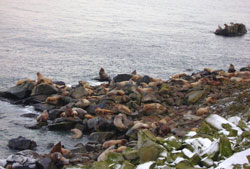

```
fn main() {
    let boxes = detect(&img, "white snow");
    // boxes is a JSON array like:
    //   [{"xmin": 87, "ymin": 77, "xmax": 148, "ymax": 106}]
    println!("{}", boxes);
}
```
[
  {"xmin": 205, "ymin": 114, "xmax": 243, "ymax": 135},
  {"xmin": 186, "ymin": 131, "xmax": 197, "ymax": 137},
  {"xmin": 173, "ymin": 157, "xmax": 185, "ymax": 164},
  {"xmin": 182, "ymin": 148, "xmax": 195, "ymax": 158},
  {"xmin": 228, "ymin": 116, "xmax": 241, "ymax": 125},
  {"xmin": 216, "ymin": 148, "xmax": 250, "ymax": 169},
  {"xmin": 185, "ymin": 137, "xmax": 212, "ymax": 154},
  {"xmin": 201, "ymin": 139, "xmax": 219, "ymax": 156},
  {"xmin": 159, "ymin": 151, "xmax": 167, "ymax": 157},
  {"xmin": 136, "ymin": 161, "xmax": 154, "ymax": 169}
]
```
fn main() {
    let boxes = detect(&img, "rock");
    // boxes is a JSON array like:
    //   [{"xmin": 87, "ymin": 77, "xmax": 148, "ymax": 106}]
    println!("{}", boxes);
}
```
[
  {"xmin": 88, "ymin": 132, "xmax": 115, "ymax": 143},
  {"xmin": 92, "ymin": 161, "xmax": 109, "ymax": 169},
  {"xmin": 20, "ymin": 113, "xmax": 38, "ymax": 118},
  {"xmin": 6, "ymin": 150, "xmax": 43, "ymax": 169},
  {"xmin": 31, "ymin": 83, "xmax": 58, "ymax": 96},
  {"xmin": 219, "ymin": 135, "xmax": 233, "ymax": 158},
  {"xmin": 48, "ymin": 118, "xmax": 80, "ymax": 131},
  {"xmin": 175, "ymin": 160, "xmax": 193, "ymax": 169},
  {"xmin": 215, "ymin": 23, "xmax": 247, "ymax": 36},
  {"xmin": 48, "ymin": 109, "xmax": 64, "ymax": 120},
  {"xmin": 187, "ymin": 90, "xmax": 205, "ymax": 104},
  {"xmin": 33, "ymin": 103, "xmax": 55, "ymax": 112},
  {"xmin": 240, "ymin": 67, "xmax": 250, "ymax": 72},
  {"xmin": 137, "ymin": 75, "xmax": 152, "ymax": 85},
  {"xmin": 53, "ymin": 81, "xmax": 66, "ymax": 86},
  {"xmin": 87, "ymin": 117, "xmax": 114, "ymax": 132},
  {"xmin": 70, "ymin": 86, "xmax": 90, "ymax": 99},
  {"xmin": 25, "ymin": 122, "xmax": 47, "ymax": 129},
  {"xmin": 113, "ymin": 74, "xmax": 133, "ymax": 83},
  {"xmin": 123, "ymin": 150, "xmax": 139, "ymax": 160},
  {"xmin": 3, "ymin": 84, "xmax": 32, "ymax": 100},
  {"xmin": 138, "ymin": 145, "xmax": 162, "ymax": 163},
  {"xmin": 8, "ymin": 136, "xmax": 37, "ymax": 150},
  {"xmin": 75, "ymin": 99, "xmax": 91, "ymax": 108},
  {"xmin": 120, "ymin": 161, "xmax": 135, "ymax": 169}
]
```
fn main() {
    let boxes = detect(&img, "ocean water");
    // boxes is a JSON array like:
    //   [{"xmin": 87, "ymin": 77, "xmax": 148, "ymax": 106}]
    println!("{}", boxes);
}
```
[{"xmin": 0, "ymin": 0, "xmax": 250, "ymax": 158}]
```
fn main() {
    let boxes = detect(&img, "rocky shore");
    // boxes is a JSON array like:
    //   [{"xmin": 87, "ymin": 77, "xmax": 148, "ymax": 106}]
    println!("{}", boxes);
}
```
[{"xmin": 0, "ymin": 64, "xmax": 250, "ymax": 169}]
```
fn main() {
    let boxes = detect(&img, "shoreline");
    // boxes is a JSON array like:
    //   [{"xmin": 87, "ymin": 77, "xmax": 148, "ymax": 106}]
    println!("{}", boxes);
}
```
[{"xmin": 0, "ymin": 65, "xmax": 250, "ymax": 169}]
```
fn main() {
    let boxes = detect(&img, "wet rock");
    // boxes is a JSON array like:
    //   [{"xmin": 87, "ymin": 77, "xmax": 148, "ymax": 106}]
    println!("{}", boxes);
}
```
[
  {"xmin": 88, "ymin": 132, "xmax": 115, "ymax": 143},
  {"xmin": 48, "ymin": 109, "xmax": 64, "ymax": 120},
  {"xmin": 3, "ymin": 84, "xmax": 32, "ymax": 100},
  {"xmin": 22, "ymin": 95, "xmax": 49, "ymax": 105},
  {"xmin": 53, "ymin": 81, "xmax": 65, "ymax": 86},
  {"xmin": 113, "ymin": 74, "xmax": 133, "ymax": 83},
  {"xmin": 48, "ymin": 118, "xmax": 81, "ymax": 131},
  {"xmin": 8, "ymin": 136, "xmax": 37, "ymax": 150},
  {"xmin": 215, "ymin": 23, "xmax": 247, "ymax": 36},
  {"xmin": 33, "ymin": 103, "xmax": 55, "ymax": 112},
  {"xmin": 87, "ymin": 117, "xmax": 114, "ymax": 132},
  {"xmin": 137, "ymin": 75, "xmax": 152, "ymax": 85},
  {"xmin": 20, "ymin": 113, "xmax": 38, "ymax": 118},
  {"xmin": 25, "ymin": 122, "xmax": 47, "ymax": 129},
  {"xmin": 240, "ymin": 67, "xmax": 250, "ymax": 72},
  {"xmin": 31, "ymin": 83, "xmax": 58, "ymax": 96}
]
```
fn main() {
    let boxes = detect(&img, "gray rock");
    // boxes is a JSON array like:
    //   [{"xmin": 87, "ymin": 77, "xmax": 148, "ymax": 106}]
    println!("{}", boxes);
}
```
[
  {"xmin": 113, "ymin": 74, "xmax": 133, "ymax": 83},
  {"xmin": 70, "ymin": 86, "xmax": 89, "ymax": 99},
  {"xmin": 24, "ymin": 122, "xmax": 47, "ymax": 129},
  {"xmin": 32, "ymin": 84, "xmax": 58, "ymax": 96},
  {"xmin": 8, "ymin": 136, "xmax": 37, "ymax": 150},
  {"xmin": 48, "ymin": 109, "xmax": 63, "ymax": 120},
  {"xmin": 88, "ymin": 132, "xmax": 115, "ymax": 143}
]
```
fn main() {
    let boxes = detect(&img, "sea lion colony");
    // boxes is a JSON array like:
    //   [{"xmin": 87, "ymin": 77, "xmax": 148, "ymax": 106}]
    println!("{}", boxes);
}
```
[{"xmin": 0, "ymin": 64, "xmax": 250, "ymax": 169}]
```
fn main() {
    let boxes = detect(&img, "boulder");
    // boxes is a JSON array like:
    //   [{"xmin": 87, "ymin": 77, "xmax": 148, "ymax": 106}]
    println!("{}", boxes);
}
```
[
  {"xmin": 113, "ymin": 74, "xmax": 133, "ymax": 83},
  {"xmin": 215, "ymin": 23, "xmax": 247, "ymax": 37},
  {"xmin": 8, "ymin": 136, "xmax": 37, "ymax": 150},
  {"xmin": 187, "ymin": 90, "xmax": 205, "ymax": 104},
  {"xmin": 31, "ymin": 84, "xmax": 58, "ymax": 96},
  {"xmin": 138, "ymin": 145, "xmax": 162, "ymax": 163},
  {"xmin": 6, "ymin": 150, "xmax": 43, "ymax": 169},
  {"xmin": 70, "ymin": 86, "xmax": 89, "ymax": 99},
  {"xmin": 48, "ymin": 109, "xmax": 64, "ymax": 120},
  {"xmin": 88, "ymin": 132, "xmax": 115, "ymax": 143},
  {"xmin": 48, "ymin": 118, "xmax": 82, "ymax": 131}
]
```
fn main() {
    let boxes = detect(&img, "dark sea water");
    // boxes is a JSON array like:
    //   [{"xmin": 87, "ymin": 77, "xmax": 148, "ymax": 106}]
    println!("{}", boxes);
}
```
[{"xmin": 0, "ymin": 0, "xmax": 250, "ymax": 158}]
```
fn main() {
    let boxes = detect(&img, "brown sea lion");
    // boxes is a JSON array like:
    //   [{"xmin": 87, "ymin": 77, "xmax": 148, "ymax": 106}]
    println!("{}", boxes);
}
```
[
  {"xmin": 36, "ymin": 72, "xmax": 53, "ymax": 85},
  {"xmin": 36, "ymin": 110, "xmax": 49, "ymax": 122}
]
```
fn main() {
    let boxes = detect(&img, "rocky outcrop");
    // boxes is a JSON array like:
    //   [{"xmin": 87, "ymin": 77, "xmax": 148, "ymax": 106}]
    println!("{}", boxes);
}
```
[
  {"xmin": 8, "ymin": 136, "xmax": 37, "ymax": 150},
  {"xmin": 215, "ymin": 23, "xmax": 247, "ymax": 36}
]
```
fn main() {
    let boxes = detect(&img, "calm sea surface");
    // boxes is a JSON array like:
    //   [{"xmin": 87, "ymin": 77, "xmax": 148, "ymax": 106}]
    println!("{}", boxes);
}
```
[{"xmin": 0, "ymin": 0, "xmax": 250, "ymax": 158}]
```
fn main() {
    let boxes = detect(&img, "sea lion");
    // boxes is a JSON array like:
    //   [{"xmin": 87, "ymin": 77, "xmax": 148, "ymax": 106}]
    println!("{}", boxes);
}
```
[
  {"xmin": 50, "ymin": 152, "xmax": 69, "ymax": 165},
  {"xmin": 94, "ymin": 68, "xmax": 111, "ymax": 82},
  {"xmin": 103, "ymin": 139, "xmax": 127, "ymax": 149},
  {"xmin": 16, "ymin": 79, "xmax": 35, "ymax": 86},
  {"xmin": 46, "ymin": 95, "xmax": 62, "ymax": 105},
  {"xmin": 71, "ymin": 128, "xmax": 83, "ymax": 139},
  {"xmin": 228, "ymin": 64, "xmax": 236, "ymax": 73},
  {"xmin": 36, "ymin": 110, "xmax": 49, "ymax": 122},
  {"xmin": 114, "ymin": 113, "xmax": 132, "ymax": 130},
  {"xmin": 141, "ymin": 103, "xmax": 167, "ymax": 116},
  {"xmin": 95, "ymin": 107, "xmax": 114, "ymax": 116},
  {"xmin": 36, "ymin": 72, "xmax": 53, "ymax": 85},
  {"xmin": 112, "ymin": 104, "xmax": 131, "ymax": 115}
]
